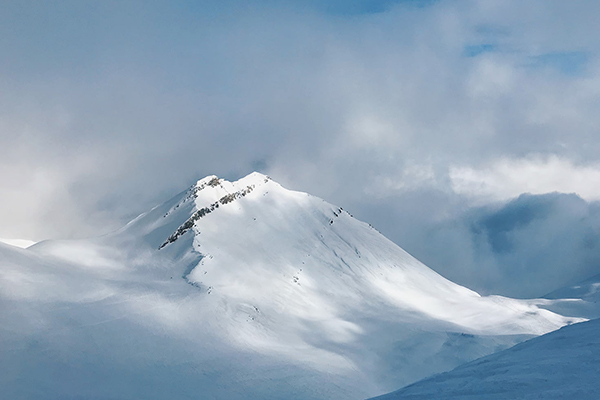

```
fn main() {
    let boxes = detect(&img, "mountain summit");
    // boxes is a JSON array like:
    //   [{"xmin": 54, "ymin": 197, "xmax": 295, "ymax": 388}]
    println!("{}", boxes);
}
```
[{"xmin": 0, "ymin": 172, "xmax": 582, "ymax": 400}]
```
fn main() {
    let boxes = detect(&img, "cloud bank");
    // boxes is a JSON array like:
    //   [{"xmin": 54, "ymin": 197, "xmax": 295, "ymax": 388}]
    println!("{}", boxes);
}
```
[
  {"xmin": 1, "ymin": 0, "xmax": 600, "ymax": 296},
  {"xmin": 364, "ymin": 191, "xmax": 600, "ymax": 298}
]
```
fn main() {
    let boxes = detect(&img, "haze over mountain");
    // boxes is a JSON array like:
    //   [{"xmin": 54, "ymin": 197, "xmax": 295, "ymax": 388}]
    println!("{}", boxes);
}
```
[
  {"xmin": 3, "ymin": 2, "xmax": 600, "ymax": 304},
  {"xmin": 0, "ymin": 173, "xmax": 583, "ymax": 400},
  {"xmin": 2, "ymin": 1, "xmax": 599, "ymax": 398}
]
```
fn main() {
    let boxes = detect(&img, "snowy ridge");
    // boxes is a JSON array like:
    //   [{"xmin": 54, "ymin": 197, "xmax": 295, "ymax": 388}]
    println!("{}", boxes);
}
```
[
  {"xmin": 0, "ymin": 172, "xmax": 585, "ymax": 400},
  {"xmin": 159, "ymin": 176, "xmax": 259, "ymax": 248},
  {"xmin": 536, "ymin": 273, "xmax": 600, "ymax": 319}
]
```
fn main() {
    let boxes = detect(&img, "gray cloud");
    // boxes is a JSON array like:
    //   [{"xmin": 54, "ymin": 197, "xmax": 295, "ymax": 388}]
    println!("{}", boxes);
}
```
[
  {"xmin": 363, "ymin": 191, "xmax": 600, "ymax": 298},
  {"xmin": 1, "ymin": 1, "xmax": 600, "ymax": 296}
]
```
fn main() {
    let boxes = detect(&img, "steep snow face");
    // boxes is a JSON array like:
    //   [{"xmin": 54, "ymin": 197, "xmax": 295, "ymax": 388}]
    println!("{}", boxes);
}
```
[
  {"xmin": 0, "ymin": 172, "xmax": 583, "ymax": 400},
  {"xmin": 370, "ymin": 318, "xmax": 600, "ymax": 400}
]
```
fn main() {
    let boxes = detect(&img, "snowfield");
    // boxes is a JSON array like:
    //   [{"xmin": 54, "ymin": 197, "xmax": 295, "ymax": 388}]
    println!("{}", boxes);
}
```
[{"xmin": 0, "ymin": 172, "xmax": 586, "ymax": 399}]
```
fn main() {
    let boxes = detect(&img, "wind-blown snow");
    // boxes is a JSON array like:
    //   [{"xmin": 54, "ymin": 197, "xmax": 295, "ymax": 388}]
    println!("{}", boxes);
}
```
[
  {"xmin": 0, "ymin": 172, "xmax": 583, "ymax": 399},
  {"xmin": 370, "ymin": 318, "xmax": 600, "ymax": 400}
]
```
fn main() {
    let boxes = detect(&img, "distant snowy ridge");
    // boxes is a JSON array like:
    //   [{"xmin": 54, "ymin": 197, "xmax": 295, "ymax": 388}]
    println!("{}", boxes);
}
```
[
  {"xmin": 0, "ymin": 172, "xmax": 585, "ymax": 400},
  {"xmin": 534, "ymin": 273, "xmax": 600, "ymax": 320}
]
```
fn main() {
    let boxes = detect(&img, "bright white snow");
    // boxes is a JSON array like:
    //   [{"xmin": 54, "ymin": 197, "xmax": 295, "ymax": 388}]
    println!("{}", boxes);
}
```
[
  {"xmin": 0, "ymin": 237, "xmax": 36, "ymax": 248},
  {"xmin": 0, "ymin": 172, "xmax": 585, "ymax": 400}
]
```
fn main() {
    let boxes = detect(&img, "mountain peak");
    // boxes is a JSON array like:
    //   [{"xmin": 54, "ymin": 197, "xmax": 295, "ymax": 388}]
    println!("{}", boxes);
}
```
[
  {"xmin": 158, "ymin": 172, "xmax": 278, "ymax": 250},
  {"xmin": 195, "ymin": 171, "xmax": 271, "ymax": 191}
]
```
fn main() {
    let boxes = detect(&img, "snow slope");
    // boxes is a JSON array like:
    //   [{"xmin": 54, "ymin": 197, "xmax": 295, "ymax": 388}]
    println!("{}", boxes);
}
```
[
  {"xmin": 0, "ymin": 172, "xmax": 582, "ymax": 399},
  {"xmin": 370, "ymin": 318, "xmax": 600, "ymax": 400}
]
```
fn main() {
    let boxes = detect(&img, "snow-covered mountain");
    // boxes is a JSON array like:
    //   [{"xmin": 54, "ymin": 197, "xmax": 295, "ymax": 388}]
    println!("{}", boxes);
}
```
[
  {"xmin": 0, "ymin": 172, "xmax": 582, "ymax": 399},
  {"xmin": 369, "ymin": 317, "xmax": 600, "ymax": 400}
]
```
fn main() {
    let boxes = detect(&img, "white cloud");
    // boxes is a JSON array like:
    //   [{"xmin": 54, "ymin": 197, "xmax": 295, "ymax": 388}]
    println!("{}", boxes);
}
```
[
  {"xmin": 450, "ymin": 155, "xmax": 600, "ymax": 202},
  {"xmin": 1, "ymin": 0, "xmax": 600, "ymax": 249}
]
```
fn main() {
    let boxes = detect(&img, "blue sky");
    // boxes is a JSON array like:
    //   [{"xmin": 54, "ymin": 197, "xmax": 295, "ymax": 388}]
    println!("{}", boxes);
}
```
[{"xmin": 1, "ymin": 0, "xmax": 600, "ymax": 297}]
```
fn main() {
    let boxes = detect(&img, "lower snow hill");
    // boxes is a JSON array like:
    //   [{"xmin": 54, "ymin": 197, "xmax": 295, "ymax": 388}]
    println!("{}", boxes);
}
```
[
  {"xmin": 0, "ymin": 172, "xmax": 583, "ymax": 400},
  {"xmin": 370, "ymin": 317, "xmax": 600, "ymax": 400}
]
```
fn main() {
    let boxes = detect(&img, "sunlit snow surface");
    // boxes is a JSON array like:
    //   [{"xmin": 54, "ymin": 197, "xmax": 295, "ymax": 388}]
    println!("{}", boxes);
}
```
[
  {"xmin": 370, "ymin": 318, "xmax": 600, "ymax": 400},
  {"xmin": 0, "ymin": 172, "xmax": 584, "ymax": 399},
  {"xmin": 0, "ymin": 237, "xmax": 36, "ymax": 248}
]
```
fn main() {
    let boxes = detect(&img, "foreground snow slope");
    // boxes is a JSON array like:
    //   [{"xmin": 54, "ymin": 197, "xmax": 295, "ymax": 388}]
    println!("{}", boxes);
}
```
[
  {"xmin": 370, "ymin": 318, "xmax": 600, "ymax": 400},
  {"xmin": 0, "ymin": 172, "xmax": 581, "ymax": 400}
]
